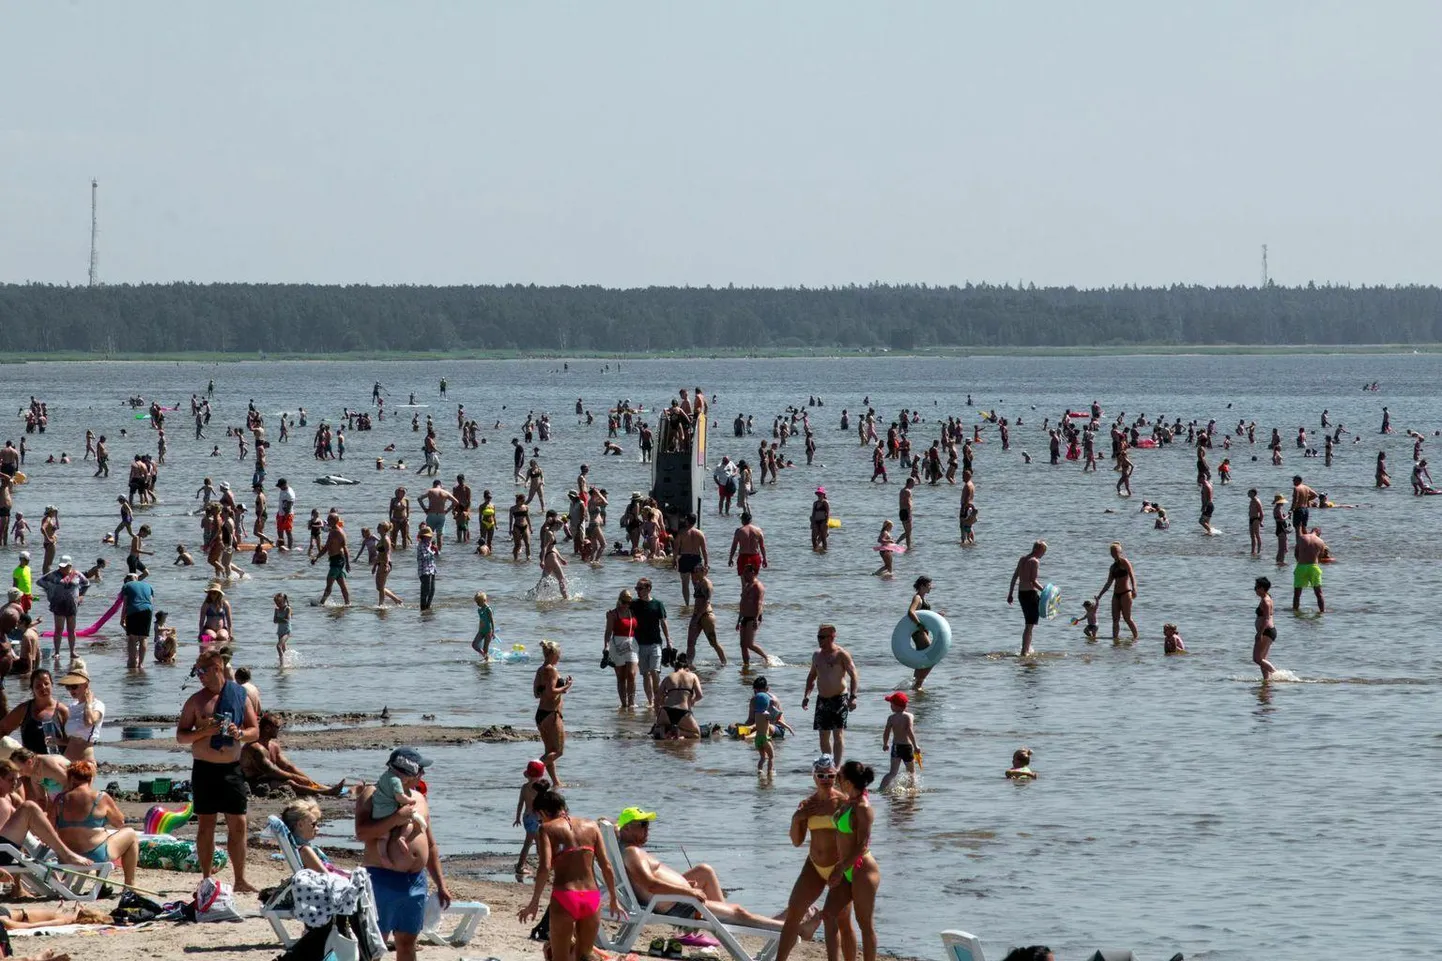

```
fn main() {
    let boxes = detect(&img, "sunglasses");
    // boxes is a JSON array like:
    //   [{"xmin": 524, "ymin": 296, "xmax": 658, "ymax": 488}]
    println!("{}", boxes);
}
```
[{"xmin": 814, "ymin": 772, "xmax": 835, "ymax": 780}]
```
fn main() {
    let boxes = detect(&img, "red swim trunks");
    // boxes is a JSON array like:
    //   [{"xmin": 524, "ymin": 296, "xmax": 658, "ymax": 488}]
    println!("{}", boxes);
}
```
[
  {"xmin": 736, "ymin": 553, "xmax": 761, "ymax": 576},
  {"xmin": 276, "ymin": 514, "xmax": 294, "ymax": 534}
]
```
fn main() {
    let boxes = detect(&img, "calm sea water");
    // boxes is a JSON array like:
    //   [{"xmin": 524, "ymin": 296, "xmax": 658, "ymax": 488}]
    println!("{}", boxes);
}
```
[{"xmin": 7, "ymin": 355, "xmax": 1440, "ymax": 961}]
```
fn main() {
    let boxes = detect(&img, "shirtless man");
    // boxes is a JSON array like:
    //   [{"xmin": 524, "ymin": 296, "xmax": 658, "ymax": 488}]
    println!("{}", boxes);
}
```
[
  {"xmin": 176, "ymin": 649, "xmax": 260, "ymax": 892},
  {"xmin": 389, "ymin": 487, "xmax": 411, "ymax": 548},
  {"xmin": 1247, "ymin": 488, "xmax": 1264, "ymax": 557},
  {"xmin": 0, "ymin": 442, "xmax": 19, "ymax": 482},
  {"xmin": 727, "ymin": 512, "xmax": 767, "ymax": 578},
  {"xmin": 1198, "ymin": 474, "xmax": 1215, "ymax": 534},
  {"xmin": 1290, "ymin": 475, "xmax": 1317, "ymax": 534},
  {"xmin": 736, "ymin": 565, "xmax": 771, "ymax": 668},
  {"xmin": 0, "ymin": 472, "xmax": 11, "ymax": 547},
  {"xmin": 355, "ymin": 748, "xmax": 454, "ymax": 961},
  {"xmin": 417, "ymin": 481, "xmax": 457, "ymax": 551},
  {"xmin": 451, "ymin": 474, "xmax": 473, "ymax": 545},
  {"xmin": 617, "ymin": 808, "xmax": 783, "ymax": 932},
  {"xmin": 801, "ymin": 625, "xmax": 859, "ymax": 763},
  {"xmin": 1007, "ymin": 540, "xmax": 1047, "ymax": 656},
  {"xmin": 1293, "ymin": 526, "xmax": 1327, "ymax": 613},
  {"xmin": 311, "ymin": 514, "xmax": 350, "ymax": 606},
  {"xmin": 898, "ymin": 478, "xmax": 916, "ymax": 549},
  {"xmin": 673, "ymin": 515, "xmax": 708, "ymax": 607},
  {"xmin": 959, "ymin": 469, "xmax": 976, "ymax": 537},
  {"xmin": 240, "ymin": 713, "xmax": 345, "ymax": 796}
]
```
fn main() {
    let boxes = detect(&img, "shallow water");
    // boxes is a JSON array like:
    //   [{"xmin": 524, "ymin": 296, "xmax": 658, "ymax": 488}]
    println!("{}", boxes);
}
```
[{"xmin": 8, "ymin": 354, "xmax": 1441, "ymax": 961}]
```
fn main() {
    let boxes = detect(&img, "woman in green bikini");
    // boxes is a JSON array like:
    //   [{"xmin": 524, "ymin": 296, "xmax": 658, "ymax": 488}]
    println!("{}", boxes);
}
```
[
  {"xmin": 774, "ymin": 755, "xmax": 856, "ymax": 961},
  {"xmin": 823, "ymin": 760, "xmax": 879, "ymax": 961}
]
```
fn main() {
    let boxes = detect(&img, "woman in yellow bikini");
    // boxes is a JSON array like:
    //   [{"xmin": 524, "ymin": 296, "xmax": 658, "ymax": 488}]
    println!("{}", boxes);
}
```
[{"xmin": 774, "ymin": 755, "xmax": 856, "ymax": 961}]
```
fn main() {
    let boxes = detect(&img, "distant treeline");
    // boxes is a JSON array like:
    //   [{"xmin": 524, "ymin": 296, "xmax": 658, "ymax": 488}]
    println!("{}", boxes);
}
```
[{"xmin": 3, "ymin": 282, "xmax": 1442, "ymax": 353}]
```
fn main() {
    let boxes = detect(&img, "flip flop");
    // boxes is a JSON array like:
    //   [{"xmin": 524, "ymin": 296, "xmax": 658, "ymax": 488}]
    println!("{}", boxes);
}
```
[
  {"xmin": 677, "ymin": 933, "xmax": 720, "ymax": 948},
  {"xmin": 664, "ymin": 938, "xmax": 685, "ymax": 958},
  {"xmin": 648, "ymin": 937, "xmax": 668, "ymax": 957}
]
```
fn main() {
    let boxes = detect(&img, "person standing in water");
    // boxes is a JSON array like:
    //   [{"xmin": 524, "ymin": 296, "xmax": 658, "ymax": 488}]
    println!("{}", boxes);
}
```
[
  {"xmin": 801, "ymin": 625, "xmax": 859, "ymax": 764},
  {"xmin": 1006, "ymin": 540, "xmax": 1046, "ymax": 657},
  {"xmin": 1094, "ymin": 542, "xmax": 1138, "ymax": 643},
  {"xmin": 1271, "ymin": 494, "xmax": 1290, "ymax": 566},
  {"xmin": 1253, "ymin": 576, "xmax": 1277, "ymax": 681},
  {"xmin": 532, "ymin": 640, "xmax": 571, "ymax": 787},
  {"xmin": 1247, "ymin": 488, "xmax": 1264, "ymax": 557},
  {"xmin": 1292, "ymin": 526, "xmax": 1327, "ymax": 613}
]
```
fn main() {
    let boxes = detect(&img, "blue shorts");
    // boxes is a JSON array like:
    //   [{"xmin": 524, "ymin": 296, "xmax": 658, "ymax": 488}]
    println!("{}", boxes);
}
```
[
  {"xmin": 425, "ymin": 512, "xmax": 447, "ymax": 534},
  {"xmin": 367, "ymin": 866, "xmax": 428, "ymax": 936},
  {"xmin": 523, "ymin": 814, "xmax": 541, "ymax": 834}
]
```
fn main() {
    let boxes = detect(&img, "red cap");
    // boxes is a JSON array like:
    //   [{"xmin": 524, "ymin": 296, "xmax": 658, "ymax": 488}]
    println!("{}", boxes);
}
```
[
  {"xmin": 525, "ymin": 760, "xmax": 546, "ymax": 779},
  {"xmin": 883, "ymin": 691, "xmax": 909, "ymax": 707}
]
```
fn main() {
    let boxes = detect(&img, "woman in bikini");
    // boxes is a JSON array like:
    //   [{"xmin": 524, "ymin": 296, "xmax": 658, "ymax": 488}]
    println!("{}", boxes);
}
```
[
  {"xmin": 686, "ymin": 566, "xmax": 727, "ymax": 666},
  {"xmin": 533, "ymin": 640, "xmax": 572, "ymax": 787},
  {"xmin": 823, "ymin": 760, "xmax": 880, "ymax": 961},
  {"xmin": 373, "ymin": 521, "xmax": 404, "ymax": 606},
  {"xmin": 774, "ymin": 755, "xmax": 856, "ymax": 961},
  {"xmin": 604, "ymin": 590, "xmax": 639, "ymax": 709},
  {"xmin": 656, "ymin": 653, "xmax": 703, "ymax": 738},
  {"xmin": 510, "ymin": 495, "xmax": 533, "ymax": 562},
  {"xmin": 526, "ymin": 460, "xmax": 547, "ymax": 511},
  {"xmin": 198, "ymin": 585, "xmax": 233, "ymax": 645},
  {"xmin": 1253, "ymin": 576, "xmax": 1277, "ymax": 681},
  {"xmin": 50, "ymin": 759, "xmax": 140, "ymax": 885},
  {"xmin": 517, "ymin": 789, "xmax": 618, "ymax": 961},
  {"xmin": 1094, "ymin": 541, "xmax": 1139, "ymax": 642}
]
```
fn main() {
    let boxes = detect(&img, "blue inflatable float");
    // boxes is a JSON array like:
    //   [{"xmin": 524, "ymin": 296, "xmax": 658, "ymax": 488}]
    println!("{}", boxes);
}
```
[{"xmin": 891, "ymin": 610, "xmax": 952, "ymax": 669}]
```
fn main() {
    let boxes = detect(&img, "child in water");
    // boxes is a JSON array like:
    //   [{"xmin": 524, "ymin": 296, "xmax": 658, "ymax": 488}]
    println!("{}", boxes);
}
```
[
  {"xmin": 878, "ymin": 691, "xmax": 920, "ymax": 791},
  {"xmin": 1163, "ymin": 622, "xmax": 1186, "ymax": 655},
  {"xmin": 512, "ymin": 759, "xmax": 548, "ymax": 879},
  {"xmin": 11, "ymin": 512, "xmax": 27, "ymax": 545},
  {"xmin": 273, "ymin": 593, "xmax": 292, "ymax": 664},
  {"xmin": 471, "ymin": 591, "xmax": 495, "ymax": 659},
  {"xmin": 1006, "ymin": 747, "xmax": 1037, "ymax": 780},
  {"xmin": 305, "ymin": 509, "xmax": 323, "ymax": 558},
  {"xmin": 872, "ymin": 519, "xmax": 903, "ymax": 577},
  {"xmin": 960, "ymin": 504, "xmax": 978, "ymax": 545},
  {"xmin": 152, "ymin": 611, "xmax": 178, "ymax": 665},
  {"xmin": 174, "ymin": 543, "xmax": 194, "ymax": 566},
  {"xmin": 1073, "ymin": 599, "xmax": 1099, "ymax": 640},
  {"xmin": 1154, "ymin": 507, "xmax": 1169, "ymax": 530},
  {"xmin": 744, "ymin": 676, "xmax": 794, "ymax": 776}
]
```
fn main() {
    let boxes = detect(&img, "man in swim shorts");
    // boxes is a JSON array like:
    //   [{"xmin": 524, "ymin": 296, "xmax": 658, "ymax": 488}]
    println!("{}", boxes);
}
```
[
  {"xmin": 356, "ymin": 747, "xmax": 454, "ymax": 961},
  {"xmin": 311, "ymin": 513, "xmax": 350, "ymax": 606},
  {"xmin": 177, "ymin": 649, "xmax": 259, "ymax": 893},
  {"xmin": 274, "ymin": 478, "xmax": 295, "ymax": 551},
  {"xmin": 802, "ymin": 625, "xmax": 859, "ymax": 764},
  {"xmin": 727, "ymin": 512, "xmax": 767, "ymax": 578},
  {"xmin": 1292, "ymin": 526, "xmax": 1327, "ymax": 613},
  {"xmin": 417, "ymin": 480, "xmax": 457, "ymax": 549},
  {"xmin": 1007, "ymin": 540, "xmax": 1047, "ymax": 656},
  {"xmin": 1291, "ymin": 475, "xmax": 1317, "ymax": 533}
]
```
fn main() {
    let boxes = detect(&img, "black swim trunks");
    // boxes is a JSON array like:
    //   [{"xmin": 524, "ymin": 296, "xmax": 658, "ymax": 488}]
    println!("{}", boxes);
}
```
[
  {"xmin": 891, "ymin": 743, "xmax": 915, "ymax": 762},
  {"xmin": 192, "ymin": 758, "xmax": 248, "ymax": 816},
  {"xmin": 1018, "ymin": 589, "xmax": 1041, "ymax": 626},
  {"xmin": 814, "ymin": 694, "xmax": 849, "ymax": 732},
  {"xmin": 678, "ymin": 553, "xmax": 702, "ymax": 575}
]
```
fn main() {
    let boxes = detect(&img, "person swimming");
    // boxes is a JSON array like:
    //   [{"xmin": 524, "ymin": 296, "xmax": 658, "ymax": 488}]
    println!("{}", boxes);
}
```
[{"xmin": 1006, "ymin": 747, "xmax": 1036, "ymax": 780}]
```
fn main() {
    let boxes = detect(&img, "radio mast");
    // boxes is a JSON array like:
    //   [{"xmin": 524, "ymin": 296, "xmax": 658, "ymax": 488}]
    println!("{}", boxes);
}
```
[
  {"xmin": 88, "ymin": 179, "xmax": 100, "ymax": 287},
  {"xmin": 1260, "ymin": 244, "xmax": 1268, "ymax": 288}
]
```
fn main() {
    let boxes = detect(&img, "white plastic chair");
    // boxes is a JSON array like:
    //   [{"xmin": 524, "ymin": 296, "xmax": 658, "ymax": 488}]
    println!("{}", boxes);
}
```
[
  {"xmin": 0, "ymin": 837, "xmax": 114, "ymax": 903},
  {"xmin": 594, "ymin": 820, "xmax": 780, "ymax": 961},
  {"xmin": 941, "ymin": 929, "xmax": 987, "ymax": 961}
]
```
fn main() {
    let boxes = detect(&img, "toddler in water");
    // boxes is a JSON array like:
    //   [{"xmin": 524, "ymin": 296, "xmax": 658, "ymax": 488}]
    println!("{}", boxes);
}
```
[
  {"xmin": 471, "ymin": 591, "xmax": 495, "ymax": 659},
  {"xmin": 152, "ymin": 611, "xmax": 177, "ymax": 664},
  {"xmin": 872, "ymin": 519, "xmax": 903, "ymax": 576},
  {"xmin": 371, "ymin": 749, "xmax": 429, "ymax": 870},
  {"xmin": 512, "ymin": 759, "xmax": 549, "ymax": 878},
  {"xmin": 1163, "ymin": 622, "xmax": 1186, "ymax": 655},
  {"xmin": 745, "ymin": 676, "xmax": 794, "ymax": 776},
  {"xmin": 174, "ymin": 543, "xmax": 194, "ymax": 566},
  {"xmin": 1006, "ymin": 747, "xmax": 1037, "ymax": 780},
  {"xmin": 305, "ymin": 510, "xmax": 323, "ymax": 558},
  {"xmin": 1154, "ymin": 507, "xmax": 1169, "ymax": 530},
  {"xmin": 11, "ymin": 512, "xmax": 27, "ymax": 545},
  {"xmin": 274, "ymin": 593, "xmax": 292, "ymax": 664},
  {"xmin": 1072, "ymin": 599, "xmax": 1099, "ymax": 640}
]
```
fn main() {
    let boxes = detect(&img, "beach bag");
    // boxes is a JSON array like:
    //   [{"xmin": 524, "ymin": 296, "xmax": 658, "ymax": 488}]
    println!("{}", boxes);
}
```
[
  {"xmin": 111, "ymin": 889, "xmax": 166, "ymax": 924},
  {"xmin": 323, "ymin": 917, "xmax": 360, "ymax": 961},
  {"xmin": 195, "ymin": 876, "xmax": 242, "ymax": 923}
]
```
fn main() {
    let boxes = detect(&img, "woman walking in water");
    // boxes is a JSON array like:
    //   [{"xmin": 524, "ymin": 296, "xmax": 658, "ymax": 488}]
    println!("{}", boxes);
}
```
[
  {"xmin": 1094, "ymin": 542, "xmax": 1139, "ymax": 642},
  {"xmin": 604, "ymin": 590, "xmax": 639, "ymax": 708},
  {"xmin": 821, "ymin": 760, "xmax": 880, "ymax": 961},
  {"xmin": 1376, "ymin": 451, "xmax": 1391, "ymax": 488},
  {"xmin": 373, "ymin": 521, "xmax": 404, "ymax": 606},
  {"xmin": 1272, "ymin": 494, "xmax": 1290, "ymax": 565},
  {"xmin": 525, "ymin": 459, "xmax": 546, "ymax": 510},
  {"xmin": 906, "ymin": 576, "xmax": 937, "ymax": 689},
  {"xmin": 686, "ymin": 566, "xmax": 727, "ymax": 666},
  {"xmin": 774, "ymin": 755, "xmax": 856, "ymax": 961},
  {"xmin": 1253, "ymin": 576, "xmax": 1277, "ymax": 681},
  {"xmin": 533, "ymin": 640, "xmax": 571, "ymax": 785}
]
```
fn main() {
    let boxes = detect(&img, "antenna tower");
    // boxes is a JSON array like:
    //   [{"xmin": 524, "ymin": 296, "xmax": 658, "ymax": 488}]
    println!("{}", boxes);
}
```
[
  {"xmin": 88, "ymin": 179, "xmax": 100, "ymax": 287},
  {"xmin": 1260, "ymin": 244, "xmax": 1268, "ymax": 288}
]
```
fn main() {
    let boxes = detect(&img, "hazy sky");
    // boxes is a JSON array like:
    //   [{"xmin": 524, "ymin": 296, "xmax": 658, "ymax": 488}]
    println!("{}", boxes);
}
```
[{"xmin": 4, "ymin": 2, "xmax": 1439, "ymax": 288}]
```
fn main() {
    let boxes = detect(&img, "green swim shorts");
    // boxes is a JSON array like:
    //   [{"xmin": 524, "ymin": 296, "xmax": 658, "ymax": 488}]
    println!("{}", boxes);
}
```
[
  {"xmin": 1293, "ymin": 562, "xmax": 1322, "ymax": 589},
  {"xmin": 327, "ymin": 553, "xmax": 347, "ymax": 579}
]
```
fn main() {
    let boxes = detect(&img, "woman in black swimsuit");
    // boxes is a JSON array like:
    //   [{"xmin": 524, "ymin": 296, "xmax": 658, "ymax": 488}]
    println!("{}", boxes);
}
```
[
  {"xmin": 906, "ymin": 577, "xmax": 937, "ymax": 689},
  {"xmin": 1094, "ymin": 542, "xmax": 1139, "ymax": 642},
  {"xmin": 532, "ymin": 640, "xmax": 571, "ymax": 786},
  {"xmin": 510, "ymin": 495, "xmax": 532, "ymax": 561},
  {"xmin": 656, "ymin": 653, "xmax": 703, "ymax": 738}
]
